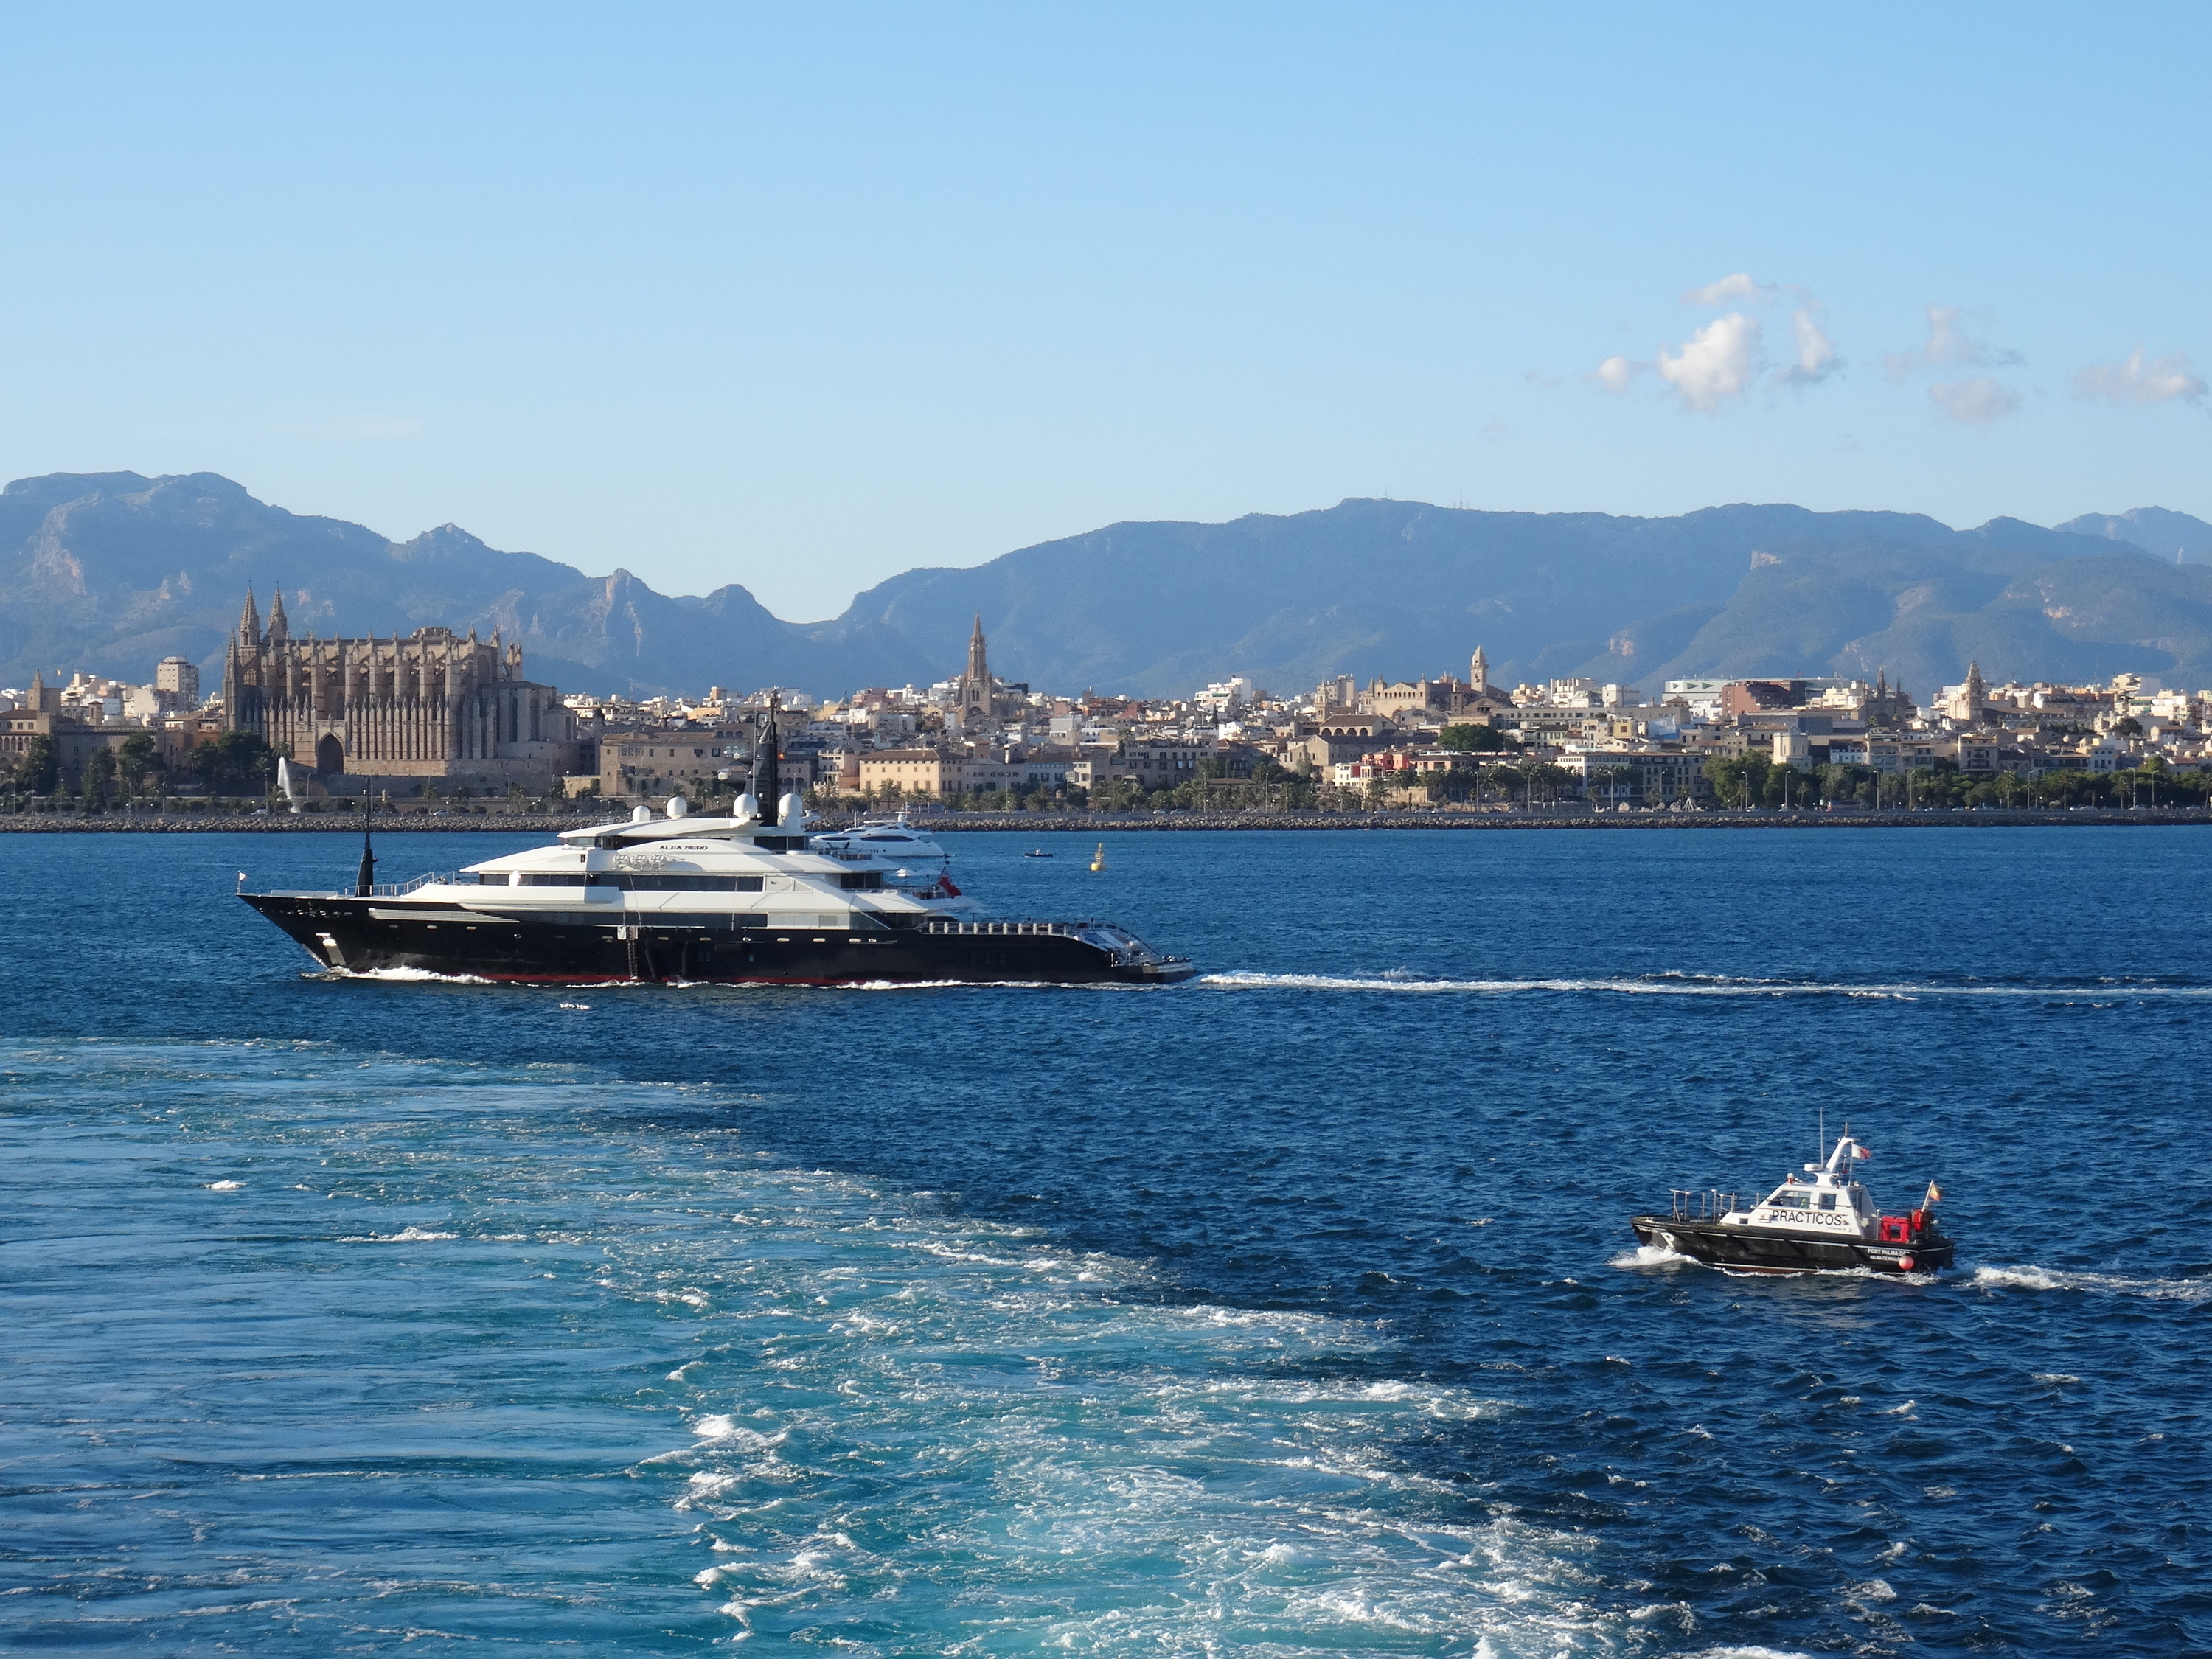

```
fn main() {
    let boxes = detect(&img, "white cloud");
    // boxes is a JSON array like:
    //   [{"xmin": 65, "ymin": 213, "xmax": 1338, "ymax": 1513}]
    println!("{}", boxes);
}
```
[
  {"xmin": 1778, "ymin": 304, "xmax": 1840, "ymax": 387},
  {"xmin": 1654, "ymin": 313, "xmax": 1763, "ymax": 411},
  {"xmin": 1592, "ymin": 355, "xmax": 1641, "ymax": 393},
  {"xmin": 2070, "ymin": 347, "xmax": 2207, "ymax": 406},
  {"xmin": 1682, "ymin": 272, "xmax": 1775, "ymax": 306},
  {"xmin": 1885, "ymin": 304, "xmax": 2022, "ymax": 380},
  {"xmin": 1930, "ymin": 376, "xmax": 2020, "ymax": 425}
]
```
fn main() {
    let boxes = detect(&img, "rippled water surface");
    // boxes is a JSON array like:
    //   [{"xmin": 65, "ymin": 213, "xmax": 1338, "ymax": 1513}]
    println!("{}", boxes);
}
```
[{"xmin": 3, "ymin": 827, "xmax": 2207, "ymax": 1655}]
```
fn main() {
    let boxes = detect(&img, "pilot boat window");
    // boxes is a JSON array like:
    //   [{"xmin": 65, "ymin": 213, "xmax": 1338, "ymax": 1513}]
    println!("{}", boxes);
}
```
[
  {"xmin": 1768, "ymin": 1191, "xmax": 1812, "ymax": 1210},
  {"xmin": 1818, "ymin": 1192, "xmax": 1837, "ymax": 1211}
]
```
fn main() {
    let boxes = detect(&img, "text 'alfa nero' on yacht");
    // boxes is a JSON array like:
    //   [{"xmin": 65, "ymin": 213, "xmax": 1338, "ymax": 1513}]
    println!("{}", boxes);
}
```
[
  {"xmin": 240, "ymin": 720, "xmax": 1193, "ymax": 987},
  {"xmin": 1630, "ymin": 1132, "xmax": 1952, "ymax": 1275}
]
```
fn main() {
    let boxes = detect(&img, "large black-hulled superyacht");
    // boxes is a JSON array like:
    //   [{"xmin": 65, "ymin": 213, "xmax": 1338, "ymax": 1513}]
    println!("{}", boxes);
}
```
[{"xmin": 240, "ymin": 722, "xmax": 1192, "ymax": 987}]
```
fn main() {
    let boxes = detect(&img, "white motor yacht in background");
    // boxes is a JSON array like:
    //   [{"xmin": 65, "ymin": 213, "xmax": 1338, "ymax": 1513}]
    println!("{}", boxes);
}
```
[{"xmin": 808, "ymin": 810, "xmax": 955, "ymax": 892}]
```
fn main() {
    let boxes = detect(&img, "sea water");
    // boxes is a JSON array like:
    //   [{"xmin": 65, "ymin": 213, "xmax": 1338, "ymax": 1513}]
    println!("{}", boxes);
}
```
[{"xmin": 1, "ymin": 827, "xmax": 2205, "ymax": 1655}]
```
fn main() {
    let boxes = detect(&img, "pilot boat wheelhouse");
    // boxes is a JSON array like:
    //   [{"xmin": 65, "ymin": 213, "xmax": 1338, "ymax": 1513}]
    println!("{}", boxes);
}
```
[
  {"xmin": 240, "ymin": 792, "xmax": 1192, "ymax": 987},
  {"xmin": 1630, "ymin": 1133, "xmax": 1952, "ymax": 1275}
]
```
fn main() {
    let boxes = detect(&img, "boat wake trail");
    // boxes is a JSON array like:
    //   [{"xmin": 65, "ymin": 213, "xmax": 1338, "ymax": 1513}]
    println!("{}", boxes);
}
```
[
  {"xmin": 1200, "ymin": 970, "xmax": 2212, "ymax": 1001},
  {"xmin": 1967, "ymin": 1264, "xmax": 2212, "ymax": 1301}
]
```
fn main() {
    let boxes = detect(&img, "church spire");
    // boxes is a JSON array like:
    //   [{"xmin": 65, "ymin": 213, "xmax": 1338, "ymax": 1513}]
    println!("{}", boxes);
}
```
[
  {"xmin": 967, "ymin": 614, "xmax": 988, "ymax": 683},
  {"xmin": 1470, "ymin": 643, "xmax": 1489, "ymax": 692},
  {"xmin": 265, "ymin": 585, "xmax": 289, "ymax": 644},
  {"xmin": 238, "ymin": 586, "xmax": 261, "ymax": 648}
]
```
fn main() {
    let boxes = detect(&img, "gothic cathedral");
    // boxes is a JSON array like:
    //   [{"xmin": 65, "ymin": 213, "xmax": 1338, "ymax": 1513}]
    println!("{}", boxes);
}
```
[{"xmin": 221, "ymin": 587, "xmax": 581, "ymax": 790}]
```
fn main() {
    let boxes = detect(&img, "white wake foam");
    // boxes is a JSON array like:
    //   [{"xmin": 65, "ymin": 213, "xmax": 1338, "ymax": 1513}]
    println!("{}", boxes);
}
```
[
  {"xmin": 1612, "ymin": 1242, "xmax": 1697, "ymax": 1269},
  {"xmin": 1969, "ymin": 1264, "xmax": 2211, "ymax": 1302},
  {"xmin": 1201, "ymin": 970, "xmax": 2212, "ymax": 1000},
  {"xmin": 319, "ymin": 965, "xmax": 495, "ymax": 985}
]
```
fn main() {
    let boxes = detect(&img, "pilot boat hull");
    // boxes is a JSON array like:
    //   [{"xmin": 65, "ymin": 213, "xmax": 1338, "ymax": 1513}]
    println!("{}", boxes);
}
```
[
  {"xmin": 1630, "ymin": 1214, "xmax": 1952, "ymax": 1275},
  {"xmin": 243, "ymin": 894, "xmax": 1194, "ymax": 986}
]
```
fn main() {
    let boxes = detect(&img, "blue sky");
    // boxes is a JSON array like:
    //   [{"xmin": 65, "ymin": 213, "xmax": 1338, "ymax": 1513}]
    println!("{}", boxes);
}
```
[{"xmin": 1, "ymin": 3, "xmax": 2205, "ymax": 618}]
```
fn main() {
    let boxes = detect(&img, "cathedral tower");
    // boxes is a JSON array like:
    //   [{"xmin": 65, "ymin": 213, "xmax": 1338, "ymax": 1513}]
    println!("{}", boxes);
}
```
[{"xmin": 956, "ymin": 615, "xmax": 996, "ymax": 731}]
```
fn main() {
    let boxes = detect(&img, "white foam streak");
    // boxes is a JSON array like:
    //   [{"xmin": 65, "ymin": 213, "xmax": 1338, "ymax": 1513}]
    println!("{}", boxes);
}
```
[
  {"xmin": 1612, "ymin": 1242, "xmax": 1695, "ymax": 1269},
  {"xmin": 1203, "ymin": 970, "xmax": 2212, "ymax": 1001},
  {"xmin": 1970, "ymin": 1264, "xmax": 2211, "ymax": 1302},
  {"xmin": 316, "ymin": 965, "xmax": 495, "ymax": 984}
]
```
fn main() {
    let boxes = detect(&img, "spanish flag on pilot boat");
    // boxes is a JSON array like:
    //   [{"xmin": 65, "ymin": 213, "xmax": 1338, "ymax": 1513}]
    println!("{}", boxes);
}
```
[{"xmin": 1924, "ymin": 1180, "xmax": 1943, "ymax": 1205}]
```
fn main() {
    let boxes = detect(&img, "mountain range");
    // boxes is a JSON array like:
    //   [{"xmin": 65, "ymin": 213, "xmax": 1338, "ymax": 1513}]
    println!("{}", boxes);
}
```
[{"xmin": 4, "ymin": 470, "xmax": 2211, "ymax": 703}]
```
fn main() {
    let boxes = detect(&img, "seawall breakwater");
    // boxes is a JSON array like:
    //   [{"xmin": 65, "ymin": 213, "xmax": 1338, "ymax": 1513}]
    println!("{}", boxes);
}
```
[{"xmin": 4, "ymin": 808, "xmax": 2209, "ymax": 833}]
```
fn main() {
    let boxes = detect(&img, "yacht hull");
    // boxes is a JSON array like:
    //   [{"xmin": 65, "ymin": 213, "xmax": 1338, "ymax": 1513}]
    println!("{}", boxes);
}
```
[
  {"xmin": 241, "ymin": 894, "xmax": 1194, "ymax": 986},
  {"xmin": 1630, "ymin": 1215, "xmax": 1952, "ymax": 1274}
]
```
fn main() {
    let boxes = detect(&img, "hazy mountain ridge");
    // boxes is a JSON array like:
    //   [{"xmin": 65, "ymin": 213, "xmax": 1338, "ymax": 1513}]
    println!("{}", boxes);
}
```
[
  {"xmin": 2054, "ymin": 507, "xmax": 2212, "ymax": 563},
  {"xmin": 3, "ymin": 470, "xmax": 2209, "ymax": 701}
]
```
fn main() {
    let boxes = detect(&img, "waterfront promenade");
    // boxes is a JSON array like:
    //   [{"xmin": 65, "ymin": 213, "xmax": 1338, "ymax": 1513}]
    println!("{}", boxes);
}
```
[{"xmin": 4, "ymin": 805, "xmax": 2209, "ymax": 833}]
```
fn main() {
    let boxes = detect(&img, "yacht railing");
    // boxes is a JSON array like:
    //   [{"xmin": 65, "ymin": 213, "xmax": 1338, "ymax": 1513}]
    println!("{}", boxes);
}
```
[
  {"xmin": 364, "ymin": 871, "xmax": 463, "ymax": 898},
  {"xmin": 1669, "ymin": 1189, "xmax": 1741, "ymax": 1222},
  {"xmin": 915, "ymin": 917, "xmax": 1185, "ymax": 967},
  {"xmin": 919, "ymin": 919, "xmax": 1097, "ymax": 939}
]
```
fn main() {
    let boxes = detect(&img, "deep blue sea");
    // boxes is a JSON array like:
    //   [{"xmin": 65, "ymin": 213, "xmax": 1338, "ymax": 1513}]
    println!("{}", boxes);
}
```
[{"xmin": 3, "ymin": 826, "xmax": 2207, "ymax": 1656}]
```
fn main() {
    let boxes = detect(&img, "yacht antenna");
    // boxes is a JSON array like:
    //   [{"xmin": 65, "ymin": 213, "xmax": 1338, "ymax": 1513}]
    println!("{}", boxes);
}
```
[{"xmin": 355, "ymin": 778, "xmax": 378, "ymax": 897}]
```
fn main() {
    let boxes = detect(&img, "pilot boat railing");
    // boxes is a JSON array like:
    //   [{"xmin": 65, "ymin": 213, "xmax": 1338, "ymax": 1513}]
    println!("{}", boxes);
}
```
[{"xmin": 1669, "ymin": 1189, "xmax": 1742, "ymax": 1222}]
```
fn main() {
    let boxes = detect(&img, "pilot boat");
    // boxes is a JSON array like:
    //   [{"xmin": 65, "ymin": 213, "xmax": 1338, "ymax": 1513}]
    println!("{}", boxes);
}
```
[{"xmin": 1630, "ymin": 1132, "xmax": 1952, "ymax": 1274}]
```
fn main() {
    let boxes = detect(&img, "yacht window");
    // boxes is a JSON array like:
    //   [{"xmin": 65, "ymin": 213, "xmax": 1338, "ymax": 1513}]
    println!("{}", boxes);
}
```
[
  {"xmin": 518, "ymin": 872, "xmax": 588, "ymax": 886},
  {"xmin": 473, "ymin": 872, "xmax": 510, "ymax": 886},
  {"xmin": 604, "ymin": 874, "xmax": 762, "ymax": 892}
]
